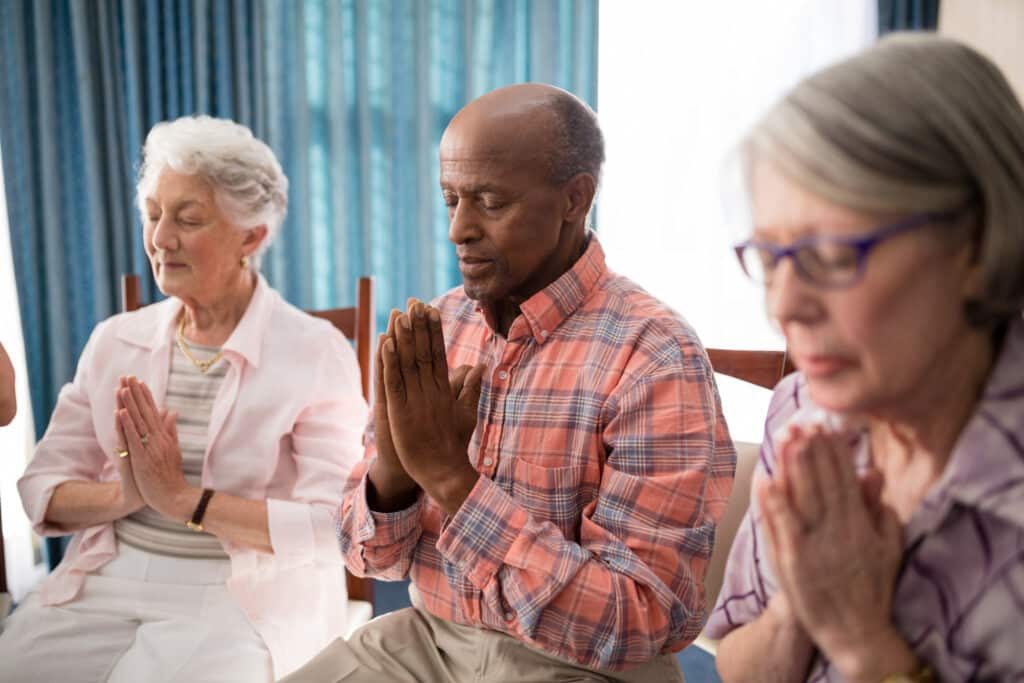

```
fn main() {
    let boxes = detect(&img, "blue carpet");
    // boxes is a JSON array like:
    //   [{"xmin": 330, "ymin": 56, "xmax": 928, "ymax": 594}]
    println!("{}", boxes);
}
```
[{"xmin": 370, "ymin": 579, "xmax": 722, "ymax": 682}]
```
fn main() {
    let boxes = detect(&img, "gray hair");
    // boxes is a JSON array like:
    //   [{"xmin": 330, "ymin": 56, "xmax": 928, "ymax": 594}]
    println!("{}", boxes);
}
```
[
  {"xmin": 743, "ymin": 33, "xmax": 1024, "ymax": 326},
  {"xmin": 136, "ymin": 116, "xmax": 288, "ymax": 271},
  {"xmin": 546, "ymin": 90, "xmax": 605, "ymax": 185}
]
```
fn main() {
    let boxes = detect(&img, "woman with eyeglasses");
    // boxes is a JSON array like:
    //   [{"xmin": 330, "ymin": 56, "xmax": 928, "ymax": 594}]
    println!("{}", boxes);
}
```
[{"xmin": 706, "ymin": 34, "xmax": 1024, "ymax": 683}]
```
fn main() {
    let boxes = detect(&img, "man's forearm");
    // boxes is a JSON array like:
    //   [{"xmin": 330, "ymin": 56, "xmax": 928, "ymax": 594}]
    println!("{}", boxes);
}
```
[{"xmin": 717, "ymin": 598, "xmax": 815, "ymax": 683}]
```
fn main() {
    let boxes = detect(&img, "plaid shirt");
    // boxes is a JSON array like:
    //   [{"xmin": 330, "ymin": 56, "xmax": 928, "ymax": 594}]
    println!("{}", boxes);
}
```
[{"xmin": 338, "ymin": 235, "xmax": 735, "ymax": 671}]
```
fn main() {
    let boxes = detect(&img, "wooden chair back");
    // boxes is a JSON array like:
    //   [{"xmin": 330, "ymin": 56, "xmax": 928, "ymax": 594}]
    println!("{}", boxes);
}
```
[
  {"xmin": 705, "ymin": 348, "xmax": 794, "ymax": 390},
  {"xmin": 121, "ymin": 274, "xmax": 375, "ymax": 605}
]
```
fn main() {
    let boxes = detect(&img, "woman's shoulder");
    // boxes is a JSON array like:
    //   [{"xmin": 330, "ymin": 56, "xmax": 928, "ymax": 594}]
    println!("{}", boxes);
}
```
[
  {"xmin": 764, "ymin": 372, "xmax": 811, "ymax": 440},
  {"xmin": 261, "ymin": 290, "xmax": 357, "ymax": 368},
  {"xmin": 88, "ymin": 297, "xmax": 179, "ymax": 352}
]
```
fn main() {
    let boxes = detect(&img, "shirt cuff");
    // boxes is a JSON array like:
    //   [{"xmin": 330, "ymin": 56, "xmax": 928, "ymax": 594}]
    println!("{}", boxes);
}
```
[
  {"xmin": 436, "ymin": 476, "xmax": 529, "ymax": 590},
  {"xmin": 348, "ymin": 470, "xmax": 423, "ymax": 546}
]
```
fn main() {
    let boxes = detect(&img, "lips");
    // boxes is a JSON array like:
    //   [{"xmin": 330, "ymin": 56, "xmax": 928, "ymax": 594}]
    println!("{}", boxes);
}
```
[
  {"xmin": 458, "ymin": 257, "xmax": 493, "ymax": 277},
  {"xmin": 796, "ymin": 354, "xmax": 855, "ymax": 378}
]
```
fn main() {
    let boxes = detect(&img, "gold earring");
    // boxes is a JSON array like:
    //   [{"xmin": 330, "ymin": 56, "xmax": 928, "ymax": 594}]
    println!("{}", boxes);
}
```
[{"xmin": 240, "ymin": 256, "xmax": 248, "ymax": 269}]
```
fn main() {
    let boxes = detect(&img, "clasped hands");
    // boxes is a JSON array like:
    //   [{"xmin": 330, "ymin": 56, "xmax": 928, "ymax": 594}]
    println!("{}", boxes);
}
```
[
  {"xmin": 757, "ymin": 423, "xmax": 916, "ymax": 682},
  {"xmin": 367, "ymin": 299, "xmax": 486, "ymax": 516},
  {"xmin": 112, "ymin": 375, "xmax": 193, "ymax": 522}
]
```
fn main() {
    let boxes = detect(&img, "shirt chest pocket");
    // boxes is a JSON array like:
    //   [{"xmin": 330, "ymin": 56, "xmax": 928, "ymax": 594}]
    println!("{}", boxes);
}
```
[{"xmin": 510, "ymin": 458, "xmax": 596, "ymax": 541}]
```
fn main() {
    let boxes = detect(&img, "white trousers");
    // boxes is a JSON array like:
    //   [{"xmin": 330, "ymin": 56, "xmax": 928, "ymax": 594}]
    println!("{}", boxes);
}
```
[{"xmin": 0, "ymin": 544, "xmax": 273, "ymax": 683}]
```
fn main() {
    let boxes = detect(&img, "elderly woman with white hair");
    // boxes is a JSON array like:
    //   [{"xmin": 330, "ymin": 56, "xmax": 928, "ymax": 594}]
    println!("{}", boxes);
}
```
[
  {"xmin": 706, "ymin": 34, "xmax": 1024, "ymax": 682},
  {"xmin": 0, "ymin": 116, "xmax": 366, "ymax": 681}
]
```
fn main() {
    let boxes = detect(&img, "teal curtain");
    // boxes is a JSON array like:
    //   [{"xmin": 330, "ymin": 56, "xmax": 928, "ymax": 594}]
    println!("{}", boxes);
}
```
[
  {"xmin": 878, "ymin": 0, "xmax": 940, "ymax": 34},
  {"xmin": 262, "ymin": 0, "xmax": 599, "ymax": 328},
  {"xmin": 0, "ymin": 0, "xmax": 598, "ymax": 568}
]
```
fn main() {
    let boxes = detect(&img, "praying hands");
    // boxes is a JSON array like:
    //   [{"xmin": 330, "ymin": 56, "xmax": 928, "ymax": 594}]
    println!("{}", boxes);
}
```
[{"xmin": 367, "ymin": 299, "xmax": 485, "ymax": 516}]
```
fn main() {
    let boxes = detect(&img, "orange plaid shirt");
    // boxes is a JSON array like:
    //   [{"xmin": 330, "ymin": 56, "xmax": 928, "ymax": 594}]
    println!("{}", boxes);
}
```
[{"xmin": 338, "ymin": 235, "xmax": 735, "ymax": 671}]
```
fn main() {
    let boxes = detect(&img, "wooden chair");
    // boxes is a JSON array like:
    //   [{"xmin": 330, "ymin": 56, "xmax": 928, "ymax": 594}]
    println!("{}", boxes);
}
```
[
  {"xmin": 705, "ymin": 348, "xmax": 794, "ymax": 391},
  {"xmin": 121, "ymin": 274, "xmax": 376, "ymax": 609},
  {"xmin": 698, "ymin": 346, "xmax": 793, "ymax": 656}
]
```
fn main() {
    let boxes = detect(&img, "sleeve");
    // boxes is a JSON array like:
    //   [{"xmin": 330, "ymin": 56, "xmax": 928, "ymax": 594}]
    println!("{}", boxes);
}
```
[
  {"xmin": 17, "ymin": 323, "xmax": 111, "ymax": 536},
  {"xmin": 436, "ymin": 350, "xmax": 736, "ymax": 671},
  {"xmin": 265, "ymin": 333, "xmax": 369, "ymax": 563},
  {"xmin": 334, "ymin": 414, "xmax": 425, "ymax": 580},
  {"xmin": 703, "ymin": 375, "xmax": 798, "ymax": 639}
]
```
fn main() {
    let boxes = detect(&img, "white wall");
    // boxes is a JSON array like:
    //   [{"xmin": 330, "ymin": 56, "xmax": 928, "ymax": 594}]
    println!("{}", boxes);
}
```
[
  {"xmin": 597, "ymin": 0, "xmax": 875, "ymax": 440},
  {"xmin": 941, "ymin": 0, "xmax": 1024, "ymax": 104}
]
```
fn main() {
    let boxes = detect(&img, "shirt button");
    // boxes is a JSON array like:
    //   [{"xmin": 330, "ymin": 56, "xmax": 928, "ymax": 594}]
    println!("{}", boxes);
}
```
[
  {"xmin": 504, "ymin": 611, "xmax": 515, "ymax": 621},
  {"xmin": 482, "ymin": 457, "xmax": 494, "ymax": 467},
  {"xmin": 540, "ymin": 329, "xmax": 549, "ymax": 338},
  {"xmin": 498, "ymin": 370, "xmax": 509, "ymax": 380}
]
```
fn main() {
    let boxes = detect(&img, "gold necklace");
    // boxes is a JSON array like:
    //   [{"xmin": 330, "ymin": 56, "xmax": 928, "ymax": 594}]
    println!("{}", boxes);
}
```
[{"xmin": 176, "ymin": 315, "xmax": 225, "ymax": 373}]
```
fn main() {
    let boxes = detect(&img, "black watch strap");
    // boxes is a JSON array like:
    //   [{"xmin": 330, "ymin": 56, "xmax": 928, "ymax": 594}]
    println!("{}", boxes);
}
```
[{"xmin": 186, "ymin": 488, "xmax": 215, "ymax": 532}]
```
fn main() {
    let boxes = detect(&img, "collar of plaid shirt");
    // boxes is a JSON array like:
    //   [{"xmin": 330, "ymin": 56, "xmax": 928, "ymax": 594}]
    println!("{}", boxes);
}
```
[{"xmin": 472, "ymin": 231, "xmax": 606, "ymax": 344}]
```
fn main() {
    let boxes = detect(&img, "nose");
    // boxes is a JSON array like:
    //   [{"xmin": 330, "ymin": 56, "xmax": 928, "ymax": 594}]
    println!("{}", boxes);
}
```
[
  {"xmin": 447, "ymin": 201, "xmax": 481, "ymax": 245},
  {"xmin": 150, "ymin": 214, "xmax": 178, "ymax": 253},
  {"xmin": 766, "ymin": 258, "xmax": 822, "ymax": 329}
]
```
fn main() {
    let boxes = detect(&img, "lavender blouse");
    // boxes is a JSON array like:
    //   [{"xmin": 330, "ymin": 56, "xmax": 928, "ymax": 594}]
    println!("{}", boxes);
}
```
[{"xmin": 705, "ymin": 316, "xmax": 1024, "ymax": 682}]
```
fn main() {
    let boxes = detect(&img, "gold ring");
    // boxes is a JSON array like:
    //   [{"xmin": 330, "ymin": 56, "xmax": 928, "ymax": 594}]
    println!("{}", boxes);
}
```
[{"xmin": 115, "ymin": 449, "xmax": 129, "ymax": 458}]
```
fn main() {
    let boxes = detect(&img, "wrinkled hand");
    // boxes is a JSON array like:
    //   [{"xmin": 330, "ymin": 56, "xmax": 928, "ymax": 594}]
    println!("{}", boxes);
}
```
[
  {"xmin": 116, "ymin": 376, "xmax": 191, "ymax": 521},
  {"xmin": 112, "ymin": 378, "xmax": 145, "ymax": 516},
  {"xmin": 758, "ymin": 424, "xmax": 909, "ymax": 682},
  {"xmin": 381, "ymin": 299, "xmax": 485, "ymax": 515}
]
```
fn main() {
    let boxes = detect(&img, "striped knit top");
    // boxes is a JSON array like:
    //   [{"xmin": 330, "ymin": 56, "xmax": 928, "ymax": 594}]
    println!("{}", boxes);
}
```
[{"xmin": 114, "ymin": 340, "xmax": 228, "ymax": 558}]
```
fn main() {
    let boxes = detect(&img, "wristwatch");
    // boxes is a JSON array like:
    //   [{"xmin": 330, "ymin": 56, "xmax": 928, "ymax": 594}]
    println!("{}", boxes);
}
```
[{"xmin": 186, "ymin": 488, "xmax": 215, "ymax": 532}]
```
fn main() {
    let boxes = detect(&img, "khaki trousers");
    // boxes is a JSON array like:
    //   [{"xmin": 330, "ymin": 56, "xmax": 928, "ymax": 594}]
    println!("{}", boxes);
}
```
[{"xmin": 281, "ymin": 586, "xmax": 684, "ymax": 683}]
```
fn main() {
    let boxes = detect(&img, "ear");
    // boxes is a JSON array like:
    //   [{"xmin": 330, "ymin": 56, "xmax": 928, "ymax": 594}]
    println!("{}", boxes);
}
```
[
  {"xmin": 951, "ymin": 216, "xmax": 986, "ymax": 303},
  {"xmin": 562, "ymin": 173, "xmax": 597, "ymax": 225},
  {"xmin": 241, "ymin": 225, "xmax": 269, "ymax": 257}
]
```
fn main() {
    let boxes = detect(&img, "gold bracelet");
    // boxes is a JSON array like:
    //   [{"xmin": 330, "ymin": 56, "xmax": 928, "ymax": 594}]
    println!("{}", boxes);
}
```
[{"xmin": 881, "ymin": 665, "xmax": 934, "ymax": 683}]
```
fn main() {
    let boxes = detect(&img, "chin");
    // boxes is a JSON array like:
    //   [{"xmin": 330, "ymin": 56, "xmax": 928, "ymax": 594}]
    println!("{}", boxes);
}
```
[
  {"xmin": 461, "ymin": 279, "xmax": 497, "ymax": 302},
  {"xmin": 155, "ymin": 276, "xmax": 190, "ymax": 300},
  {"xmin": 803, "ymin": 374, "xmax": 877, "ymax": 416}
]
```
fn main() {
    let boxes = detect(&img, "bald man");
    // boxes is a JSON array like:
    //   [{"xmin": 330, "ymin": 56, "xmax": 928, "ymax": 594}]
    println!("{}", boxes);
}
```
[{"xmin": 285, "ymin": 84, "xmax": 735, "ymax": 682}]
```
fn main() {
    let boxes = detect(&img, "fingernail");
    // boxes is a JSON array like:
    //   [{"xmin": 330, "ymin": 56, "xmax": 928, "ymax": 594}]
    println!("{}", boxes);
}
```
[
  {"xmin": 400, "ymin": 316, "xmax": 411, "ymax": 330},
  {"xmin": 385, "ymin": 338, "xmax": 395, "ymax": 352},
  {"xmin": 429, "ymin": 309, "xmax": 440, "ymax": 322}
]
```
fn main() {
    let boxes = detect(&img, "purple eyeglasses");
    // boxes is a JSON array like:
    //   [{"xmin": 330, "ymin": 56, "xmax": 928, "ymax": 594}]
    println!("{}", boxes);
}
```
[{"xmin": 734, "ymin": 209, "xmax": 967, "ymax": 289}]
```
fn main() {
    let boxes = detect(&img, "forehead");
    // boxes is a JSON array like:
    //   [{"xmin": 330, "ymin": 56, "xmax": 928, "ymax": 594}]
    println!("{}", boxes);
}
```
[
  {"xmin": 750, "ymin": 160, "xmax": 878, "ymax": 239},
  {"xmin": 439, "ymin": 114, "xmax": 552, "ymax": 188},
  {"xmin": 146, "ymin": 168, "xmax": 216, "ymax": 205}
]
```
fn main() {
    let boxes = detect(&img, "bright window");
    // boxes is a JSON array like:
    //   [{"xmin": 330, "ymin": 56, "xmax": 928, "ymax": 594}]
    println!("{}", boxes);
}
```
[
  {"xmin": 597, "ymin": 0, "xmax": 876, "ymax": 440},
  {"xmin": 0, "ymin": 144, "xmax": 45, "ymax": 601}
]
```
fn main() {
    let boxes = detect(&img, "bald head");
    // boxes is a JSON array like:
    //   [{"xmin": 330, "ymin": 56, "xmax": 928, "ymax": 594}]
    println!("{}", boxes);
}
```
[{"xmin": 442, "ymin": 83, "xmax": 604, "ymax": 185}]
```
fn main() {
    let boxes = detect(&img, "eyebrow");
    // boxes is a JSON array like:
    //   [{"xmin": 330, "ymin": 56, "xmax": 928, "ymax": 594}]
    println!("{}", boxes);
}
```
[
  {"xmin": 146, "ymin": 199, "xmax": 207, "ymax": 212},
  {"xmin": 440, "ymin": 183, "xmax": 506, "ymax": 195}
]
